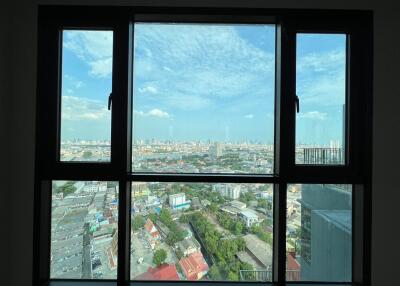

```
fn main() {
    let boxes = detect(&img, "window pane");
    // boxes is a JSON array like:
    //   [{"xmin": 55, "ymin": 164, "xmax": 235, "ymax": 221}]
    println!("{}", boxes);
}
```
[
  {"xmin": 60, "ymin": 30, "xmax": 113, "ymax": 162},
  {"xmin": 295, "ymin": 34, "xmax": 346, "ymax": 165},
  {"xmin": 130, "ymin": 182, "xmax": 273, "ymax": 281},
  {"xmin": 286, "ymin": 184, "xmax": 352, "ymax": 282},
  {"xmin": 132, "ymin": 23, "xmax": 275, "ymax": 173},
  {"xmin": 50, "ymin": 181, "xmax": 118, "ymax": 279}
]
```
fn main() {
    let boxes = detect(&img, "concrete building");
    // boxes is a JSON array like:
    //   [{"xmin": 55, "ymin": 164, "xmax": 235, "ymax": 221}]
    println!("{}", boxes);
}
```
[
  {"xmin": 230, "ymin": 200, "xmax": 246, "ymax": 210},
  {"xmin": 214, "ymin": 184, "xmax": 241, "ymax": 199},
  {"xmin": 169, "ymin": 193, "xmax": 190, "ymax": 210},
  {"xmin": 298, "ymin": 184, "xmax": 352, "ymax": 281},
  {"xmin": 210, "ymin": 142, "xmax": 223, "ymax": 158},
  {"xmin": 176, "ymin": 237, "xmax": 201, "ymax": 257},
  {"xmin": 132, "ymin": 182, "xmax": 150, "ymax": 198},
  {"xmin": 239, "ymin": 209, "xmax": 259, "ymax": 227}
]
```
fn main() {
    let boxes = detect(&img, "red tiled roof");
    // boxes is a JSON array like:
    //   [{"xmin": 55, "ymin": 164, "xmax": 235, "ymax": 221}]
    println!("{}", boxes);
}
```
[
  {"xmin": 134, "ymin": 264, "xmax": 179, "ymax": 280},
  {"xmin": 144, "ymin": 219, "xmax": 159, "ymax": 238},
  {"xmin": 144, "ymin": 219, "xmax": 155, "ymax": 232},
  {"xmin": 287, "ymin": 253, "xmax": 300, "ymax": 271},
  {"xmin": 179, "ymin": 251, "xmax": 209, "ymax": 280},
  {"xmin": 286, "ymin": 253, "xmax": 300, "ymax": 281}
]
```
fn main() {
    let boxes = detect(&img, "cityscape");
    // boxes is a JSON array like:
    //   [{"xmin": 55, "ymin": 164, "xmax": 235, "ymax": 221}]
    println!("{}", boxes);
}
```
[
  {"xmin": 53, "ymin": 23, "xmax": 349, "ymax": 283},
  {"xmin": 52, "ymin": 142, "xmax": 350, "ymax": 281}
]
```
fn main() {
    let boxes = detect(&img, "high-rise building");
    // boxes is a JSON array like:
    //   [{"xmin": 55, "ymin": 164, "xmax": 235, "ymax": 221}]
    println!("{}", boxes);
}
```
[
  {"xmin": 298, "ymin": 184, "xmax": 352, "ymax": 281},
  {"xmin": 132, "ymin": 182, "xmax": 150, "ymax": 198},
  {"xmin": 214, "ymin": 184, "xmax": 241, "ymax": 199},
  {"xmin": 210, "ymin": 142, "xmax": 223, "ymax": 158}
]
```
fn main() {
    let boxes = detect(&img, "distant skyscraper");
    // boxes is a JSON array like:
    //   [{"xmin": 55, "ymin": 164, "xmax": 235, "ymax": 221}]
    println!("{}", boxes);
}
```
[{"xmin": 210, "ymin": 142, "xmax": 223, "ymax": 158}]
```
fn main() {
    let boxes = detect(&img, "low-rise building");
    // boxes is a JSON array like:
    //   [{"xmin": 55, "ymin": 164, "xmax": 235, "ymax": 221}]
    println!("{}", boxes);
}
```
[
  {"xmin": 169, "ymin": 193, "xmax": 190, "ymax": 210},
  {"xmin": 132, "ymin": 182, "xmax": 150, "ymax": 198},
  {"xmin": 239, "ymin": 209, "xmax": 259, "ymax": 227},
  {"xmin": 144, "ymin": 219, "xmax": 160, "ymax": 240},
  {"xmin": 179, "ymin": 251, "xmax": 209, "ymax": 280},
  {"xmin": 231, "ymin": 200, "xmax": 246, "ymax": 210},
  {"xmin": 134, "ymin": 264, "xmax": 180, "ymax": 280},
  {"xmin": 191, "ymin": 197, "xmax": 201, "ymax": 209},
  {"xmin": 177, "ymin": 237, "xmax": 201, "ymax": 257}
]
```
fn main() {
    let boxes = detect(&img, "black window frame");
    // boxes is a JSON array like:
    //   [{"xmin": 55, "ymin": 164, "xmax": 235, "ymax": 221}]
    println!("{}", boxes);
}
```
[{"xmin": 34, "ymin": 5, "xmax": 373, "ymax": 286}]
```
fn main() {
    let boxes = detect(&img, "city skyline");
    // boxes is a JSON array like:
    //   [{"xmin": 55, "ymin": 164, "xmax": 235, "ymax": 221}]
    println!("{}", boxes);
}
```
[{"xmin": 60, "ymin": 26, "xmax": 345, "ymax": 145}]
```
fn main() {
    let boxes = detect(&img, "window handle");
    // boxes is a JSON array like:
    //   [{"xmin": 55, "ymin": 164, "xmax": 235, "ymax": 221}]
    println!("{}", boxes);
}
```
[
  {"xmin": 108, "ymin": 92, "xmax": 113, "ymax": 110},
  {"xmin": 295, "ymin": 94, "xmax": 300, "ymax": 113}
]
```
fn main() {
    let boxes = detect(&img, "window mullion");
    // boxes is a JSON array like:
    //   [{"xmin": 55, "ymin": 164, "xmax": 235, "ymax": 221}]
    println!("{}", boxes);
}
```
[
  {"xmin": 117, "ymin": 181, "xmax": 131, "ymax": 284},
  {"xmin": 273, "ymin": 182, "xmax": 287, "ymax": 284},
  {"xmin": 112, "ymin": 19, "xmax": 131, "ymax": 285},
  {"xmin": 276, "ymin": 20, "xmax": 296, "ymax": 284}
]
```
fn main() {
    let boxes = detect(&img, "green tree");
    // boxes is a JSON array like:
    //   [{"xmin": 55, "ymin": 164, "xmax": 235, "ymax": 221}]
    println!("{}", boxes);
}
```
[
  {"xmin": 208, "ymin": 265, "xmax": 221, "ymax": 279},
  {"xmin": 159, "ymin": 208, "xmax": 172, "ymax": 225},
  {"xmin": 82, "ymin": 151, "xmax": 93, "ymax": 158},
  {"xmin": 240, "ymin": 262, "xmax": 253, "ymax": 271},
  {"xmin": 208, "ymin": 203, "xmax": 218, "ymax": 213},
  {"xmin": 234, "ymin": 221, "xmax": 244, "ymax": 235},
  {"xmin": 132, "ymin": 216, "xmax": 145, "ymax": 231},
  {"xmin": 153, "ymin": 249, "xmax": 167, "ymax": 266},
  {"xmin": 57, "ymin": 182, "xmax": 77, "ymax": 197},
  {"xmin": 227, "ymin": 271, "xmax": 239, "ymax": 281},
  {"xmin": 175, "ymin": 249, "xmax": 184, "ymax": 259},
  {"xmin": 148, "ymin": 213, "xmax": 158, "ymax": 223},
  {"xmin": 236, "ymin": 237, "xmax": 246, "ymax": 251},
  {"xmin": 179, "ymin": 215, "xmax": 190, "ymax": 223}
]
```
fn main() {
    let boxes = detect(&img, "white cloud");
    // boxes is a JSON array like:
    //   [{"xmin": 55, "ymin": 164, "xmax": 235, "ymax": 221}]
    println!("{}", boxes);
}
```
[
  {"xmin": 74, "ymin": 81, "xmax": 84, "ymax": 89},
  {"xmin": 61, "ymin": 96, "xmax": 110, "ymax": 121},
  {"xmin": 298, "ymin": 111, "xmax": 328, "ymax": 120},
  {"xmin": 163, "ymin": 66, "xmax": 173, "ymax": 72},
  {"xmin": 148, "ymin": 109, "xmax": 170, "ymax": 118},
  {"xmin": 63, "ymin": 31, "xmax": 113, "ymax": 78},
  {"xmin": 89, "ymin": 57, "xmax": 113, "ymax": 78},
  {"xmin": 297, "ymin": 50, "xmax": 345, "ymax": 73},
  {"xmin": 133, "ymin": 24, "xmax": 276, "ymax": 111},
  {"xmin": 64, "ymin": 75, "xmax": 85, "ymax": 89},
  {"xmin": 135, "ymin": 108, "xmax": 171, "ymax": 118},
  {"xmin": 138, "ymin": 85, "xmax": 158, "ymax": 94},
  {"xmin": 244, "ymin": 114, "xmax": 254, "ymax": 119},
  {"xmin": 296, "ymin": 49, "xmax": 346, "ymax": 106}
]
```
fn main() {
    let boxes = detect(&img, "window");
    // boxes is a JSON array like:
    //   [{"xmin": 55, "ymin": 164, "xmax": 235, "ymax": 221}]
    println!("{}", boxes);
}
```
[
  {"xmin": 60, "ymin": 30, "xmax": 113, "ymax": 162},
  {"xmin": 295, "ymin": 34, "xmax": 347, "ymax": 165},
  {"xmin": 34, "ymin": 6, "xmax": 372, "ymax": 286},
  {"xmin": 50, "ymin": 181, "xmax": 118, "ymax": 279},
  {"xmin": 132, "ymin": 23, "xmax": 275, "ymax": 174}
]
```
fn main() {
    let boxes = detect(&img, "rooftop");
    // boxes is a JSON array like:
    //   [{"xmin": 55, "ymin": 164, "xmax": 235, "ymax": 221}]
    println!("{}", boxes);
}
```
[
  {"xmin": 134, "ymin": 264, "xmax": 179, "ymax": 280},
  {"xmin": 179, "ymin": 251, "xmax": 209, "ymax": 280}
]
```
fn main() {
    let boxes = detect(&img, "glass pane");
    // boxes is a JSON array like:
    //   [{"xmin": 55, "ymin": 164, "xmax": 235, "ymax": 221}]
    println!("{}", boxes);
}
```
[
  {"xmin": 132, "ymin": 23, "xmax": 275, "ymax": 173},
  {"xmin": 50, "ymin": 181, "xmax": 118, "ymax": 279},
  {"xmin": 295, "ymin": 34, "xmax": 346, "ymax": 165},
  {"xmin": 286, "ymin": 184, "xmax": 352, "ymax": 282},
  {"xmin": 130, "ymin": 182, "xmax": 273, "ymax": 281},
  {"xmin": 60, "ymin": 30, "xmax": 113, "ymax": 162}
]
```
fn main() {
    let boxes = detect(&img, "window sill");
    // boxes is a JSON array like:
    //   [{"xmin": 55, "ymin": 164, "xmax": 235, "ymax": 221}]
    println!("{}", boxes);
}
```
[{"xmin": 47, "ymin": 281, "xmax": 353, "ymax": 286}]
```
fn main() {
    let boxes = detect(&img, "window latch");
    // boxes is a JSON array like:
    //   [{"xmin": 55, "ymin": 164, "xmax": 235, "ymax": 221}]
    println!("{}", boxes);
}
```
[
  {"xmin": 108, "ymin": 92, "xmax": 113, "ymax": 110},
  {"xmin": 295, "ymin": 94, "xmax": 300, "ymax": 113}
]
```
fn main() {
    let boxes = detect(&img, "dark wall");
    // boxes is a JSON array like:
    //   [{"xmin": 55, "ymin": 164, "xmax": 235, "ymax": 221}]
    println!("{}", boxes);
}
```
[
  {"xmin": 2, "ymin": 1, "xmax": 400, "ymax": 286},
  {"xmin": 0, "ymin": 2, "xmax": 12, "ymax": 285}
]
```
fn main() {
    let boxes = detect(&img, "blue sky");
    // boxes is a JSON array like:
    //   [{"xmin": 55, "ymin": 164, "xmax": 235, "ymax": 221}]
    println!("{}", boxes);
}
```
[{"xmin": 60, "ymin": 26, "xmax": 346, "ymax": 146}]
